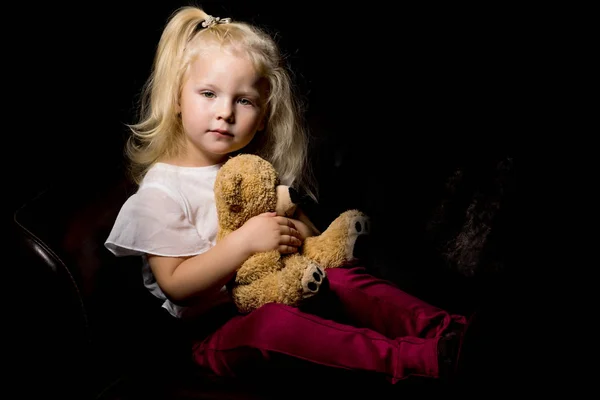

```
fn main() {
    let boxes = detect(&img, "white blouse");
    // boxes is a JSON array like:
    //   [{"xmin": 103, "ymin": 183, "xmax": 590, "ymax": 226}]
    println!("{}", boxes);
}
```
[{"xmin": 105, "ymin": 162, "xmax": 231, "ymax": 319}]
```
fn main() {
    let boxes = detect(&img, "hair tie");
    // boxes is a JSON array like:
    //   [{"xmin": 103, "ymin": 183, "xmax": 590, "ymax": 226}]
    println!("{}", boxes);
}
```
[{"xmin": 201, "ymin": 15, "xmax": 232, "ymax": 29}]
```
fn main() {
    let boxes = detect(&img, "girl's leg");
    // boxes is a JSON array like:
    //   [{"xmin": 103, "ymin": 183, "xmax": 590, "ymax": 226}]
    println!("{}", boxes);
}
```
[
  {"xmin": 321, "ymin": 265, "xmax": 468, "ymax": 340},
  {"xmin": 192, "ymin": 302, "xmax": 440, "ymax": 383}
]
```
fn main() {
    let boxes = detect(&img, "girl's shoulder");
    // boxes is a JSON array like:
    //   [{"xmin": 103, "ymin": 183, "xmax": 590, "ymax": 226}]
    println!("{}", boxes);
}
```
[{"xmin": 106, "ymin": 163, "xmax": 222, "ymax": 257}]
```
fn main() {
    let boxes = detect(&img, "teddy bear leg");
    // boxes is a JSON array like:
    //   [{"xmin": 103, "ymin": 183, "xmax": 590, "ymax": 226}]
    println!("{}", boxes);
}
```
[
  {"xmin": 302, "ymin": 209, "xmax": 371, "ymax": 269},
  {"xmin": 277, "ymin": 254, "xmax": 327, "ymax": 305},
  {"xmin": 231, "ymin": 255, "xmax": 327, "ymax": 313},
  {"xmin": 235, "ymin": 250, "xmax": 284, "ymax": 285},
  {"xmin": 299, "ymin": 259, "xmax": 327, "ymax": 300},
  {"xmin": 231, "ymin": 272, "xmax": 284, "ymax": 314}
]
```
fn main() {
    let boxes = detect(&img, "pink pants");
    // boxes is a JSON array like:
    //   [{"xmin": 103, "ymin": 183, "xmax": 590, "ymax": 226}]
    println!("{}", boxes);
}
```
[{"xmin": 191, "ymin": 266, "xmax": 467, "ymax": 383}]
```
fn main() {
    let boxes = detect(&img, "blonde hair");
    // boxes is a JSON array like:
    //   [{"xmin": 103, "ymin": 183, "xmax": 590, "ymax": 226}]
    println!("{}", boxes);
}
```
[{"xmin": 126, "ymin": 6, "xmax": 317, "ymax": 199}]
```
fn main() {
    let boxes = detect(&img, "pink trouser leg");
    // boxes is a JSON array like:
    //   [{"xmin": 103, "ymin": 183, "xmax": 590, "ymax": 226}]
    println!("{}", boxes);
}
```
[
  {"xmin": 192, "ymin": 266, "xmax": 467, "ymax": 382},
  {"xmin": 193, "ymin": 302, "xmax": 439, "ymax": 383},
  {"xmin": 323, "ymin": 266, "xmax": 467, "ymax": 339}
]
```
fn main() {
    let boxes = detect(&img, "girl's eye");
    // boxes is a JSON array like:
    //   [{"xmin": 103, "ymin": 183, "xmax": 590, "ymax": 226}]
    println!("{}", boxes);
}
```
[
  {"xmin": 202, "ymin": 92, "xmax": 215, "ymax": 98},
  {"xmin": 238, "ymin": 98, "xmax": 252, "ymax": 106}
]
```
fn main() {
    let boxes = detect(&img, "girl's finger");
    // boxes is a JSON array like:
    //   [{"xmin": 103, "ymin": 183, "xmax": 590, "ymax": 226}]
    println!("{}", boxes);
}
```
[{"xmin": 279, "ymin": 245, "xmax": 298, "ymax": 254}]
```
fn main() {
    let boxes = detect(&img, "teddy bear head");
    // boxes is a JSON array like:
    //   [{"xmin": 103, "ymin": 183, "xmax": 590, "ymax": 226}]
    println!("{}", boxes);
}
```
[{"xmin": 214, "ymin": 154, "xmax": 298, "ymax": 233}]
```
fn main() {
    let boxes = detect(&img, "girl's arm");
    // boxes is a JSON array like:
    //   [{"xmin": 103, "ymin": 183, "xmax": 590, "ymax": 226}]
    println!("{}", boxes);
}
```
[
  {"xmin": 148, "ymin": 212, "xmax": 302, "ymax": 304},
  {"xmin": 147, "ymin": 230, "xmax": 251, "ymax": 304}
]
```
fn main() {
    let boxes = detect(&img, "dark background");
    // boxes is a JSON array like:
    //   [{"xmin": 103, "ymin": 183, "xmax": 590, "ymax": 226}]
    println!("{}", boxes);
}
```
[
  {"xmin": 9, "ymin": 1, "xmax": 524, "ymax": 214},
  {"xmin": 9, "ymin": 0, "xmax": 523, "ymax": 309},
  {"xmin": 8, "ymin": 1, "xmax": 528, "ymax": 393}
]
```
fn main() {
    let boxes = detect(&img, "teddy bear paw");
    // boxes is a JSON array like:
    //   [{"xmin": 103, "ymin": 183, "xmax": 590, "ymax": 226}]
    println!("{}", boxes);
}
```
[
  {"xmin": 349, "ymin": 213, "xmax": 370, "ymax": 237},
  {"xmin": 345, "ymin": 212, "xmax": 371, "ymax": 262},
  {"xmin": 301, "ymin": 262, "xmax": 326, "ymax": 299}
]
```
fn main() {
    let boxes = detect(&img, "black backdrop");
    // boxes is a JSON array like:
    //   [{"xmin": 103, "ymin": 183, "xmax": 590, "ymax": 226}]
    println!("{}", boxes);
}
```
[
  {"xmin": 9, "ymin": 0, "xmax": 523, "ymax": 306},
  {"xmin": 10, "ymin": 0, "xmax": 521, "ymax": 304},
  {"xmin": 9, "ymin": 1, "xmax": 524, "ymax": 392},
  {"xmin": 10, "ymin": 1, "xmax": 521, "ymax": 214}
]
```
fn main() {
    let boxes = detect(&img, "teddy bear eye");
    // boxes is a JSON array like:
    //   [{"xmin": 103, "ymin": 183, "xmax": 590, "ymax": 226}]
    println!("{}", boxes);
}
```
[{"xmin": 229, "ymin": 204, "xmax": 242, "ymax": 213}]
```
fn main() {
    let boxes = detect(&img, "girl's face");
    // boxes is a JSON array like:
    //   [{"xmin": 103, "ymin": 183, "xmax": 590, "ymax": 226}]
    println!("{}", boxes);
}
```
[{"xmin": 177, "ymin": 47, "xmax": 267, "ymax": 166}]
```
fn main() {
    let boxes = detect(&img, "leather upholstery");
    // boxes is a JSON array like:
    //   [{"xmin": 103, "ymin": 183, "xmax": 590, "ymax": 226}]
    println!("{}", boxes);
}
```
[{"xmin": 13, "ymin": 167, "xmax": 189, "ymax": 398}]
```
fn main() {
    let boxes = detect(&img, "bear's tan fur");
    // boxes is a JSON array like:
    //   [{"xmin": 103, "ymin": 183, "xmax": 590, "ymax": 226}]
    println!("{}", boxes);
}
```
[{"xmin": 214, "ymin": 154, "xmax": 369, "ymax": 313}]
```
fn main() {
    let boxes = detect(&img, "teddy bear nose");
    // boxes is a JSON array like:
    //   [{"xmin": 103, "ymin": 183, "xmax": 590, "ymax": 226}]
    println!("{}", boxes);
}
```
[{"xmin": 289, "ymin": 187, "xmax": 301, "ymax": 205}]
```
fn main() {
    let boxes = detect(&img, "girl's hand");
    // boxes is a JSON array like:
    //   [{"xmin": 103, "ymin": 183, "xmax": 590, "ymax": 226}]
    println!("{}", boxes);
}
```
[
  {"xmin": 238, "ymin": 212, "xmax": 303, "ymax": 254},
  {"xmin": 285, "ymin": 217, "xmax": 318, "ymax": 240}
]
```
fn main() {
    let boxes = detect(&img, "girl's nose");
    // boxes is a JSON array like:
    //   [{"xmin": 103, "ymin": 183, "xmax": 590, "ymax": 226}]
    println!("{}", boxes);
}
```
[{"xmin": 217, "ymin": 100, "xmax": 234, "ymax": 122}]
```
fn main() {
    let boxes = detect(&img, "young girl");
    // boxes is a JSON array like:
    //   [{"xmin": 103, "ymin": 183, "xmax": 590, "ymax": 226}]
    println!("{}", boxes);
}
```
[{"xmin": 105, "ymin": 6, "xmax": 469, "ymax": 384}]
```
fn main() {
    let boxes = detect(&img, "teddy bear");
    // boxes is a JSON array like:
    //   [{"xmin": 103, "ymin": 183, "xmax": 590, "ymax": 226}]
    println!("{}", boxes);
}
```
[{"xmin": 214, "ymin": 153, "xmax": 370, "ymax": 313}]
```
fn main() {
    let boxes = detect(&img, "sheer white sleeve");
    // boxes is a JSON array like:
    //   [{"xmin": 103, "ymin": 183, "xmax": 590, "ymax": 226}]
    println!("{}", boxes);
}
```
[{"xmin": 105, "ymin": 187, "xmax": 211, "ymax": 257}]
